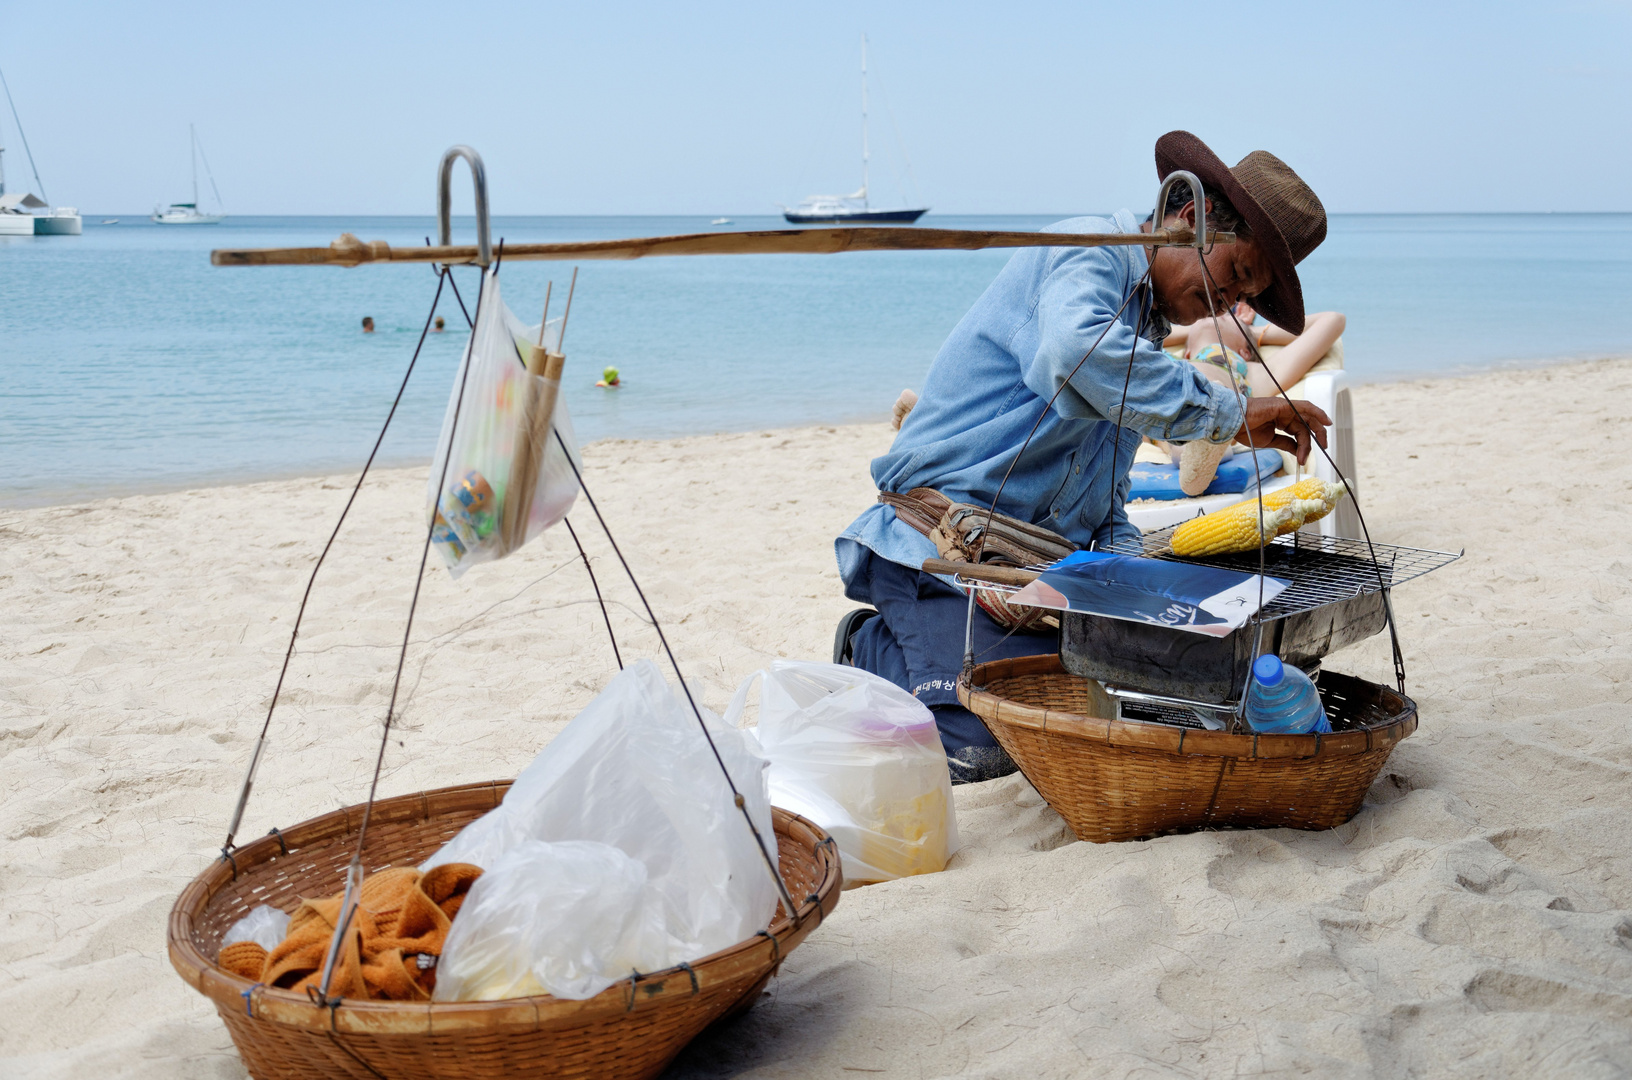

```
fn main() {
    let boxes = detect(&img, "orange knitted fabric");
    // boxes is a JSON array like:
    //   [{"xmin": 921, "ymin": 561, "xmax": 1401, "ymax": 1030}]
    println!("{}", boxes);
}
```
[
  {"xmin": 229, "ymin": 862, "xmax": 482, "ymax": 1001},
  {"xmin": 217, "ymin": 941, "xmax": 269, "ymax": 981}
]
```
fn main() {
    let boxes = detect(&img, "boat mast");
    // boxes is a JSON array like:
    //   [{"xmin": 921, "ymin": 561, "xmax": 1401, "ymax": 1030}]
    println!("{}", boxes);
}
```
[
  {"xmin": 860, "ymin": 34, "xmax": 869, "ymax": 211},
  {"xmin": 190, "ymin": 123, "xmax": 199, "ymax": 207},
  {"xmin": 0, "ymin": 65, "xmax": 47, "ymax": 203}
]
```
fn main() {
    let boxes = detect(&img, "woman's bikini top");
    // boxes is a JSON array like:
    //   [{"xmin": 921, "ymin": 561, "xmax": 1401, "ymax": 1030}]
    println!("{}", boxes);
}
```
[{"xmin": 1190, "ymin": 343, "xmax": 1251, "ymax": 392}]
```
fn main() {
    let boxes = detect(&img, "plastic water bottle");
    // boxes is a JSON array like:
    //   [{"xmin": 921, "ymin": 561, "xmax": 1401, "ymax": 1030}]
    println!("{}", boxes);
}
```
[{"xmin": 1244, "ymin": 655, "xmax": 1331, "ymax": 734}]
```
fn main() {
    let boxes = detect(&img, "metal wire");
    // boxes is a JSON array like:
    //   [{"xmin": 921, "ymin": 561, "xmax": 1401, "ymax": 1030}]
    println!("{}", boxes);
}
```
[
  {"xmin": 320, "ymin": 260, "xmax": 493, "ymax": 998},
  {"xmin": 1193, "ymin": 246, "xmax": 1269, "ymax": 729},
  {"xmin": 220, "ymin": 268, "xmax": 449, "ymax": 856},
  {"xmin": 564, "ymin": 517, "xmax": 623, "ymax": 670},
  {"xmin": 958, "ymin": 257, "xmax": 1156, "ymax": 673},
  {"xmin": 549, "ymin": 426, "xmax": 800, "ymax": 921},
  {"xmin": 1203, "ymin": 271, "xmax": 1411, "ymax": 693}
]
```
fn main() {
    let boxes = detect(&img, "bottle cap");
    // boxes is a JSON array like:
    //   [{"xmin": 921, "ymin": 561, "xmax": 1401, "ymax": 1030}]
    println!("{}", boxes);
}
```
[{"xmin": 1252, "ymin": 654, "xmax": 1285, "ymax": 686}]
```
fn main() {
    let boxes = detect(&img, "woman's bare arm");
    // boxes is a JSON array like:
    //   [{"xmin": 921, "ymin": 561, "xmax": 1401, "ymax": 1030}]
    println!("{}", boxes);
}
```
[{"xmin": 1248, "ymin": 311, "xmax": 1345, "ymax": 395}]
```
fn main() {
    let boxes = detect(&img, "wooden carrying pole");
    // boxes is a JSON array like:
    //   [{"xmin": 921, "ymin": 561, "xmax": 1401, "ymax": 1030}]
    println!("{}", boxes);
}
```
[
  {"xmin": 210, "ymin": 225, "xmax": 1233, "ymax": 268},
  {"xmin": 921, "ymin": 558, "xmax": 1043, "ymax": 587}
]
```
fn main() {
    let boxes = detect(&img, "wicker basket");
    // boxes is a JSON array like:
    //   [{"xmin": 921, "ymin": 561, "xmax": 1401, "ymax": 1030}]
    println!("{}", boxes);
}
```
[
  {"xmin": 960, "ymin": 655, "xmax": 1416, "ymax": 843},
  {"xmin": 168, "ymin": 781, "xmax": 841, "ymax": 1080}
]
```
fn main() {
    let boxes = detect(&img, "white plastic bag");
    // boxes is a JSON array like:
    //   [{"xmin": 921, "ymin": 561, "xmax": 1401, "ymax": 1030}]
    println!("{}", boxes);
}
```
[
  {"xmin": 425, "ymin": 660, "xmax": 779, "ymax": 1000},
  {"xmin": 427, "ymin": 270, "xmax": 580, "ymax": 578},
  {"xmin": 434, "ymin": 840, "xmax": 668, "ymax": 1002},
  {"xmin": 727, "ymin": 660, "xmax": 959, "ymax": 887},
  {"xmin": 221, "ymin": 904, "xmax": 290, "ymax": 953}
]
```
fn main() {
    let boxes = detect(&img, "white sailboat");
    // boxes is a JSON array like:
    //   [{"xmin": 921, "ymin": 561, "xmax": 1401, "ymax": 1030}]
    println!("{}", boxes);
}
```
[
  {"xmin": 0, "ymin": 66, "xmax": 80, "ymax": 235},
  {"xmin": 0, "ymin": 187, "xmax": 42, "ymax": 236},
  {"xmin": 153, "ymin": 124, "xmax": 225, "ymax": 225},
  {"xmin": 782, "ymin": 36, "xmax": 928, "ymax": 225}
]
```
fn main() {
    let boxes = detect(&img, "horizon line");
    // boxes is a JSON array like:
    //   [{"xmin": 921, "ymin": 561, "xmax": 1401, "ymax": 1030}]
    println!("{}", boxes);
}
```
[{"xmin": 69, "ymin": 210, "xmax": 1632, "ymax": 220}]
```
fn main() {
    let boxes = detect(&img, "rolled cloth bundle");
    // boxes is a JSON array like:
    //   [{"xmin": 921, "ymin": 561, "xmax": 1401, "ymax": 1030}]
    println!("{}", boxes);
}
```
[
  {"xmin": 879, "ymin": 488, "xmax": 1077, "ymax": 630},
  {"xmin": 217, "ymin": 863, "xmax": 483, "ymax": 1001}
]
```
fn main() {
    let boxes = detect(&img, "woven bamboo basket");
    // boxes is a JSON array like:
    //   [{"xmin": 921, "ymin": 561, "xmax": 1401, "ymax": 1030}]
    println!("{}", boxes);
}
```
[
  {"xmin": 960, "ymin": 654, "xmax": 1416, "ymax": 843},
  {"xmin": 168, "ymin": 781, "xmax": 841, "ymax": 1080}
]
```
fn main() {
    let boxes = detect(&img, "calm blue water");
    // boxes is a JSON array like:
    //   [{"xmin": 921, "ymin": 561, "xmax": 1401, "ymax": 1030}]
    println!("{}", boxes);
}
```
[{"xmin": 3, "ymin": 213, "xmax": 1629, "ymax": 507}]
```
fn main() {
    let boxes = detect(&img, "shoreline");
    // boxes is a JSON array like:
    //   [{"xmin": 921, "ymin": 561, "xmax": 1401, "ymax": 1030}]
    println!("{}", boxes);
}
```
[{"xmin": 7, "ymin": 354, "xmax": 1630, "ymax": 513}]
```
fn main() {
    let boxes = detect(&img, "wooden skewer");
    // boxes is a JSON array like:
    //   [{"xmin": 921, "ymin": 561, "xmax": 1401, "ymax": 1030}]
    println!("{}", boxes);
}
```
[
  {"xmin": 557, "ymin": 267, "xmax": 578, "ymax": 349},
  {"xmin": 210, "ymin": 226, "xmax": 1233, "ymax": 267},
  {"xmin": 921, "ymin": 558, "xmax": 1043, "ymax": 587},
  {"xmin": 537, "ymin": 280, "xmax": 553, "ymax": 349}
]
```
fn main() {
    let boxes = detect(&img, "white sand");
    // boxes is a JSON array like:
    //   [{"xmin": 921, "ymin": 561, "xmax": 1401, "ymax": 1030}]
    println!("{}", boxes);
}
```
[{"xmin": 3, "ymin": 360, "xmax": 1631, "ymax": 1078}]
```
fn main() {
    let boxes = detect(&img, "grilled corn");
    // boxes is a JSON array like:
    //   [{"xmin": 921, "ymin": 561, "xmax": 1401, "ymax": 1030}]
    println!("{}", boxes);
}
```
[{"xmin": 1170, "ymin": 478, "xmax": 1347, "ymax": 556}]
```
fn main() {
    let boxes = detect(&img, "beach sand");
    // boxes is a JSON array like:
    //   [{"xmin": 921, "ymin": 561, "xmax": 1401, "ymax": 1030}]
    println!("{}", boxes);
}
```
[{"xmin": 3, "ymin": 359, "xmax": 1630, "ymax": 1078}]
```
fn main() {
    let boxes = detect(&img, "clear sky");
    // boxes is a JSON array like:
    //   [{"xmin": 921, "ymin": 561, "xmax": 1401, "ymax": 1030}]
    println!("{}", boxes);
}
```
[{"xmin": 3, "ymin": 0, "xmax": 1626, "ymax": 216}]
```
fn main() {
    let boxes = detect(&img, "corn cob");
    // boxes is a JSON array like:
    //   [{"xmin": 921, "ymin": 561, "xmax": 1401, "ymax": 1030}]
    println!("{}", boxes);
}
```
[{"xmin": 1170, "ymin": 478, "xmax": 1347, "ymax": 557}]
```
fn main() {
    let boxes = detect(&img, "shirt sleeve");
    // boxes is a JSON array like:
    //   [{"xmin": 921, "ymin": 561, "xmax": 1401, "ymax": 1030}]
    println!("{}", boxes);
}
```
[{"xmin": 1021, "ymin": 246, "xmax": 1244, "ymax": 445}]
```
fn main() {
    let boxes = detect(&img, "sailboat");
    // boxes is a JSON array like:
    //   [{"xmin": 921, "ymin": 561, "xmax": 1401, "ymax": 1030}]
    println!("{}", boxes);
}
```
[
  {"xmin": 0, "ymin": 66, "xmax": 80, "ymax": 235},
  {"xmin": 153, "ymin": 124, "xmax": 225, "ymax": 224},
  {"xmin": 782, "ymin": 36, "xmax": 928, "ymax": 225}
]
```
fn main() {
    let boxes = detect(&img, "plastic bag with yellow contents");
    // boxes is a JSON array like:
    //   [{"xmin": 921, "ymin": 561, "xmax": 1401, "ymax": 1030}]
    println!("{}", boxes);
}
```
[{"xmin": 728, "ymin": 661, "xmax": 959, "ymax": 887}]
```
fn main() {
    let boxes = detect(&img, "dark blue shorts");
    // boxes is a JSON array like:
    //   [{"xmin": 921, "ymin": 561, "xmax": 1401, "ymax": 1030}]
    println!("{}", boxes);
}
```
[{"xmin": 848, "ymin": 551, "xmax": 1057, "ymax": 759}]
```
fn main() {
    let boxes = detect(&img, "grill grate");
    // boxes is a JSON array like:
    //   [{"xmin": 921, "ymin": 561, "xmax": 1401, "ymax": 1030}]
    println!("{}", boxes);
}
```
[
  {"xmin": 954, "ymin": 531, "xmax": 1460, "ymax": 622},
  {"xmin": 1103, "ymin": 529, "xmax": 1461, "ymax": 620}
]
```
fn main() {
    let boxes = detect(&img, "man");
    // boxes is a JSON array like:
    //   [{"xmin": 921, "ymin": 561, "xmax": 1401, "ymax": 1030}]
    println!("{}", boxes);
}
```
[{"xmin": 834, "ymin": 131, "xmax": 1334, "ymax": 784}]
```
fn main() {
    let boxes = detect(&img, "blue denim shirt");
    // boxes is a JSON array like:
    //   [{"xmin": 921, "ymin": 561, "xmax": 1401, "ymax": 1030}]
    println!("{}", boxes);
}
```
[{"xmin": 835, "ymin": 210, "xmax": 1245, "ymax": 601}]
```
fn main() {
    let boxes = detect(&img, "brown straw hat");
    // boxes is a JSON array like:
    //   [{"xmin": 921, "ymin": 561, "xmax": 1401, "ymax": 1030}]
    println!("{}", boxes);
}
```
[{"xmin": 1154, "ymin": 131, "xmax": 1326, "ymax": 333}]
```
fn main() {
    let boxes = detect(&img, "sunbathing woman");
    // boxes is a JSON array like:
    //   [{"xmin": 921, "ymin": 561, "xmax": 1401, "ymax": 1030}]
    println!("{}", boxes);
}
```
[
  {"xmin": 1167, "ymin": 301, "xmax": 1345, "ymax": 398},
  {"xmin": 1156, "ymin": 302, "xmax": 1345, "ymax": 492}
]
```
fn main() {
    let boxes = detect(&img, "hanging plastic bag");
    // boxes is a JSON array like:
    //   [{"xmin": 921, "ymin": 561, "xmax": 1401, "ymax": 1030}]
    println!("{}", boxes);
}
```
[
  {"xmin": 426, "ymin": 269, "xmax": 581, "ymax": 578},
  {"xmin": 727, "ymin": 661, "xmax": 959, "ymax": 887},
  {"xmin": 434, "ymin": 840, "xmax": 669, "ymax": 1002},
  {"xmin": 220, "ymin": 904, "xmax": 290, "ymax": 953},
  {"xmin": 424, "ymin": 660, "xmax": 779, "ymax": 999}
]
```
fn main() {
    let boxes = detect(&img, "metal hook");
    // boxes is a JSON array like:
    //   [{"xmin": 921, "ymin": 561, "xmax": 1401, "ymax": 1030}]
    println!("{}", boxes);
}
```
[
  {"xmin": 1153, "ymin": 169, "xmax": 1208, "ymax": 251},
  {"xmin": 437, "ymin": 145, "xmax": 492, "ymax": 268}
]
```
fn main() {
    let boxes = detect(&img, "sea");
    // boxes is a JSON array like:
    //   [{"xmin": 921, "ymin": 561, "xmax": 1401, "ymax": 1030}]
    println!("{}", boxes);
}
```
[{"xmin": 3, "ymin": 213, "xmax": 1630, "ymax": 508}]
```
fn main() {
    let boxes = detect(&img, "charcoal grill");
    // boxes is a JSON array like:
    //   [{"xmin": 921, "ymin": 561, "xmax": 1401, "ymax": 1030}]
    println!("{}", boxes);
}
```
[{"xmin": 948, "ymin": 528, "xmax": 1460, "ymax": 709}]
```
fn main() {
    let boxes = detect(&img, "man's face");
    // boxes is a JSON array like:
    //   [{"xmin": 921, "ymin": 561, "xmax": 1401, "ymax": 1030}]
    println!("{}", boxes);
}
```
[{"xmin": 1149, "ymin": 201, "xmax": 1274, "ymax": 326}]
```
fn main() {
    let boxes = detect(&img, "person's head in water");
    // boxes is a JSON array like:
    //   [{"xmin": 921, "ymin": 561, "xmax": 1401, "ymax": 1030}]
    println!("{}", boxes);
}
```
[
  {"xmin": 362, "ymin": 316, "xmax": 375, "ymax": 333},
  {"xmin": 433, "ymin": 316, "xmax": 445, "ymax": 332}
]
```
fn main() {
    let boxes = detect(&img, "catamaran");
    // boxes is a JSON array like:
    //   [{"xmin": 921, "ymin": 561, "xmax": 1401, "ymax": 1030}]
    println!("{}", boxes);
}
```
[
  {"xmin": 0, "ymin": 66, "xmax": 80, "ymax": 235},
  {"xmin": 153, "ymin": 124, "xmax": 225, "ymax": 224},
  {"xmin": 782, "ymin": 36, "xmax": 928, "ymax": 225}
]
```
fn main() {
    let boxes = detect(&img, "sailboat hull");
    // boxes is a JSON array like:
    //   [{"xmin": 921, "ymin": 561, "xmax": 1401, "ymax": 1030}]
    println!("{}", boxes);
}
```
[
  {"xmin": 783, "ymin": 207, "xmax": 928, "ymax": 225},
  {"xmin": 152, "ymin": 210, "xmax": 225, "ymax": 225},
  {"xmin": 34, "ymin": 213, "xmax": 82, "ymax": 235}
]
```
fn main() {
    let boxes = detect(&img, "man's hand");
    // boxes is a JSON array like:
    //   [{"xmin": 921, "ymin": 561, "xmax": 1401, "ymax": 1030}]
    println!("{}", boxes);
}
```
[{"xmin": 1236, "ymin": 398, "xmax": 1332, "ymax": 465}]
